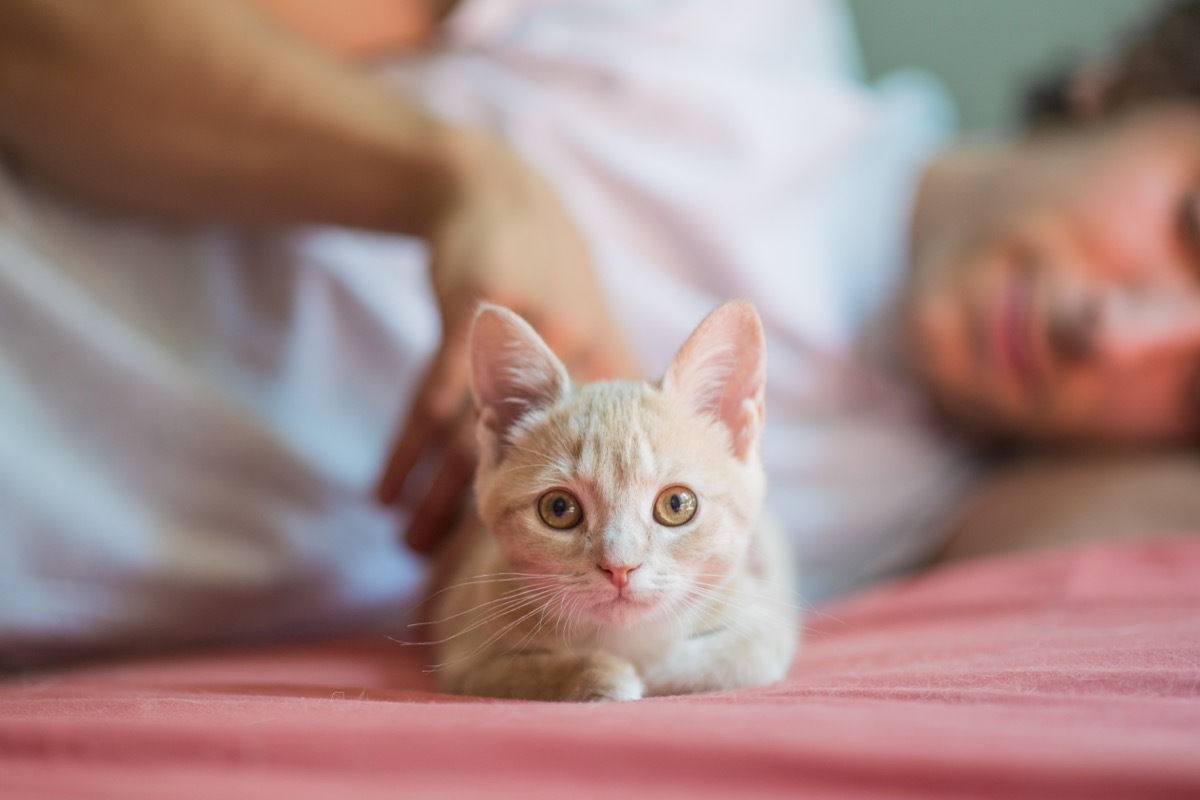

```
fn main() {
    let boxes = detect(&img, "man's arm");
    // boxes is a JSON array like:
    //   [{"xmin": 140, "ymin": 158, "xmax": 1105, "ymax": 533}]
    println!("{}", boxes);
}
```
[
  {"xmin": 937, "ymin": 451, "xmax": 1200, "ymax": 563},
  {"xmin": 0, "ymin": 0, "xmax": 462, "ymax": 233},
  {"xmin": 0, "ymin": 0, "xmax": 639, "ymax": 553}
]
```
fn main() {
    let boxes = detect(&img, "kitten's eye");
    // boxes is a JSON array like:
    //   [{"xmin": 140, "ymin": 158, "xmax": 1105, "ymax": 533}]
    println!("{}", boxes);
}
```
[
  {"xmin": 653, "ymin": 486, "xmax": 697, "ymax": 527},
  {"xmin": 537, "ymin": 490, "xmax": 583, "ymax": 530}
]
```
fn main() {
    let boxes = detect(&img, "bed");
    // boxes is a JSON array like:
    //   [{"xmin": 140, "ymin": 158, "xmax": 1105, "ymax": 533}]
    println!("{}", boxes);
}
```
[{"xmin": 4, "ymin": 535, "xmax": 1198, "ymax": 799}]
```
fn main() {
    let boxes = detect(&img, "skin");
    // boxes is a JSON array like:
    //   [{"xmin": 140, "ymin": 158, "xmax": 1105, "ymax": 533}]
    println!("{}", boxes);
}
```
[
  {"xmin": 0, "ymin": 0, "xmax": 455, "ymax": 231},
  {"xmin": 905, "ymin": 105, "xmax": 1200, "ymax": 445},
  {"xmin": 0, "ymin": 0, "xmax": 635, "ymax": 554}
]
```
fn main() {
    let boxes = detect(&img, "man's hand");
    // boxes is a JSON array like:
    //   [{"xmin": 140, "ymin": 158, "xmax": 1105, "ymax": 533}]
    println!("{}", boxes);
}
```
[{"xmin": 375, "ymin": 133, "xmax": 637, "ymax": 553}]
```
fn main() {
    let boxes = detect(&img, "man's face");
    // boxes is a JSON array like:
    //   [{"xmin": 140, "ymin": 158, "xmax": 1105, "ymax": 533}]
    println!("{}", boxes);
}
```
[{"xmin": 905, "ymin": 107, "xmax": 1200, "ymax": 444}]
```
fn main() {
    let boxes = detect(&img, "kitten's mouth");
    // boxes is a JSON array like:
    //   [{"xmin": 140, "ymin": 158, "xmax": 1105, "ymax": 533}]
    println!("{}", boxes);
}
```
[{"xmin": 586, "ymin": 591, "xmax": 658, "ymax": 626}]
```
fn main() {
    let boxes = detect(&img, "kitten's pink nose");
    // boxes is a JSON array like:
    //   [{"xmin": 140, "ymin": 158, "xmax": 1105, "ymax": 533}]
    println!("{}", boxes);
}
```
[{"xmin": 598, "ymin": 562, "xmax": 640, "ymax": 589}]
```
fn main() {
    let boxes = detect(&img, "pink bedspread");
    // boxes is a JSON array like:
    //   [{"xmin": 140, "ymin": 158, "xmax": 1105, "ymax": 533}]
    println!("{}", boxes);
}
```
[{"xmin": 4, "ymin": 537, "xmax": 1199, "ymax": 799}]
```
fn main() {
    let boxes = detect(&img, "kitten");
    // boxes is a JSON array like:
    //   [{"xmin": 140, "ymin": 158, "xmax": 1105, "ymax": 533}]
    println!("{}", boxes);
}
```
[{"xmin": 427, "ymin": 300, "xmax": 798, "ymax": 701}]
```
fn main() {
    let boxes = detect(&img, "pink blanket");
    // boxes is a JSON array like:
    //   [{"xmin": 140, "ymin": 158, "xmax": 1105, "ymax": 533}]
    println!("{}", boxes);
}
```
[{"xmin": 4, "ymin": 537, "xmax": 1199, "ymax": 799}]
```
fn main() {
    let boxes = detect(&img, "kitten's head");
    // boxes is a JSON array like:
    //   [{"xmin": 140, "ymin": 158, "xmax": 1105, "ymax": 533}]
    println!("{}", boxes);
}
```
[{"xmin": 468, "ymin": 301, "xmax": 766, "ymax": 628}]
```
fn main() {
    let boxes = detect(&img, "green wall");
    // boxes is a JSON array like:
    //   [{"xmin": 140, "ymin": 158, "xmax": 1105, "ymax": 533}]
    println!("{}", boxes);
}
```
[{"xmin": 847, "ymin": 0, "xmax": 1155, "ymax": 131}]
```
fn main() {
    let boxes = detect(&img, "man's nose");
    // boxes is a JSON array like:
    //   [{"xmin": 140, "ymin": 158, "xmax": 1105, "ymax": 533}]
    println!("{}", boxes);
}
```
[{"xmin": 1088, "ymin": 287, "xmax": 1200, "ymax": 368}]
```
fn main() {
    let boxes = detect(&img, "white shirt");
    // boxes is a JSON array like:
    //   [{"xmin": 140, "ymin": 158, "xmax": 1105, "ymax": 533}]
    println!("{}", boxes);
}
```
[{"xmin": 0, "ymin": 0, "xmax": 974, "ymax": 657}]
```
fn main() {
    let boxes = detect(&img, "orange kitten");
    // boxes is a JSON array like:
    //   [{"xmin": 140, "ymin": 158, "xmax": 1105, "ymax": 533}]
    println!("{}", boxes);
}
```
[{"xmin": 429, "ymin": 300, "xmax": 798, "ymax": 700}]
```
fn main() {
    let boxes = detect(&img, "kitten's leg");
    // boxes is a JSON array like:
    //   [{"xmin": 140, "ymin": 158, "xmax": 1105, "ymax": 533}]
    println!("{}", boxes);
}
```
[
  {"xmin": 640, "ymin": 604, "xmax": 798, "ymax": 697},
  {"xmin": 445, "ymin": 650, "xmax": 644, "ymax": 702}
]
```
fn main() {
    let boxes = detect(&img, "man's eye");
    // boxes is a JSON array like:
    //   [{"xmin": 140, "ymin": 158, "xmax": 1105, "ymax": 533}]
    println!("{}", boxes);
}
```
[
  {"xmin": 1177, "ymin": 189, "xmax": 1200, "ymax": 274},
  {"xmin": 1184, "ymin": 362, "xmax": 1200, "ymax": 430}
]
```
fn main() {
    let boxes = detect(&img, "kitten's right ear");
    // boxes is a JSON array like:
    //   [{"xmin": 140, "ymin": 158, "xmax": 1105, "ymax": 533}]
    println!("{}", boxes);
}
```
[{"xmin": 469, "ymin": 303, "xmax": 570, "ymax": 458}]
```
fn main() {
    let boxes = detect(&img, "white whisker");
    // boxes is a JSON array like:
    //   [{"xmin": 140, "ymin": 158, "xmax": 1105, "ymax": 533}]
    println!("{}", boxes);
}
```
[
  {"xmin": 409, "ymin": 579, "xmax": 561, "ymax": 628},
  {"xmin": 414, "ymin": 585, "xmax": 566, "ymax": 649},
  {"xmin": 406, "ymin": 572, "xmax": 562, "ymax": 614}
]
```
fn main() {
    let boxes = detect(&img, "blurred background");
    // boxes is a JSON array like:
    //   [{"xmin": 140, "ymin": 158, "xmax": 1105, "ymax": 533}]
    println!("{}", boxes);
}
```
[{"xmin": 848, "ymin": 0, "xmax": 1155, "ymax": 131}]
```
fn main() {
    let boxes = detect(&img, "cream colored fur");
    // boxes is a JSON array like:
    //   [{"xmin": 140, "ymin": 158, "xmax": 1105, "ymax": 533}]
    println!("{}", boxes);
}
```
[{"xmin": 428, "ymin": 301, "xmax": 798, "ymax": 701}]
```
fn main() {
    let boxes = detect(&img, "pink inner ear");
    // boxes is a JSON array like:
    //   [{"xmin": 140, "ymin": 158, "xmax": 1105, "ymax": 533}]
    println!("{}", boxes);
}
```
[
  {"xmin": 663, "ymin": 301, "xmax": 766, "ymax": 460},
  {"xmin": 469, "ymin": 304, "xmax": 569, "ymax": 446}
]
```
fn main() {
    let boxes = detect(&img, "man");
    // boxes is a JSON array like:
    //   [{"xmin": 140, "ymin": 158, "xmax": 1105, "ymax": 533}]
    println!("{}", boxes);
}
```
[{"xmin": 1, "ymin": 0, "xmax": 1196, "ymax": 662}]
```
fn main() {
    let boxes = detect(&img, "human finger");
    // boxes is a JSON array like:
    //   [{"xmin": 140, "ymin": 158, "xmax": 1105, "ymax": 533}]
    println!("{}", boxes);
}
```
[
  {"xmin": 374, "ymin": 330, "xmax": 469, "ymax": 505},
  {"xmin": 404, "ymin": 409, "xmax": 477, "ymax": 553}
]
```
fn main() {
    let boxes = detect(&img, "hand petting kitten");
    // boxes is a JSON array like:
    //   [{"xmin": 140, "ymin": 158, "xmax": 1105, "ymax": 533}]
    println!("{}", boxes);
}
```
[
  {"xmin": 422, "ymin": 301, "xmax": 799, "ymax": 701},
  {"xmin": 373, "ymin": 133, "xmax": 637, "ymax": 555}
]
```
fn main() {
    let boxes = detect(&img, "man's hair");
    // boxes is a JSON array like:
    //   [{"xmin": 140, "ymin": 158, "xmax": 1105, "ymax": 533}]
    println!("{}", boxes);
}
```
[{"xmin": 1025, "ymin": 0, "xmax": 1200, "ymax": 129}]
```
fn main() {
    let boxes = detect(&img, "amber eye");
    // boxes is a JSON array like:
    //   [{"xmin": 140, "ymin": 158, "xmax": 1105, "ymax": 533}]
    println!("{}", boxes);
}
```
[
  {"xmin": 537, "ymin": 490, "xmax": 583, "ymax": 530},
  {"xmin": 653, "ymin": 486, "xmax": 697, "ymax": 527}
]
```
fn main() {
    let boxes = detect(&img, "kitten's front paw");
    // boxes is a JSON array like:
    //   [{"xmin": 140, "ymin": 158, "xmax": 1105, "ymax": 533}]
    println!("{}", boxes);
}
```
[
  {"xmin": 452, "ymin": 650, "xmax": 644, "ymax": 701},
  {"xmin": 561, "ymin": 652, "xmax": 644, "ymax": 702}
]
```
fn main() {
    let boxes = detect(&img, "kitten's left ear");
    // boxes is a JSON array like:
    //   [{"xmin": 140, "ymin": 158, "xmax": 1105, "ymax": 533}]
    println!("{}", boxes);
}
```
[
  {"xmin": 662, "ymin": 300, "xmax": 766, "ymax": 461},
  {"xmin": 469, "ymin": 303, "xmax": 570, "ymax": 459}
]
